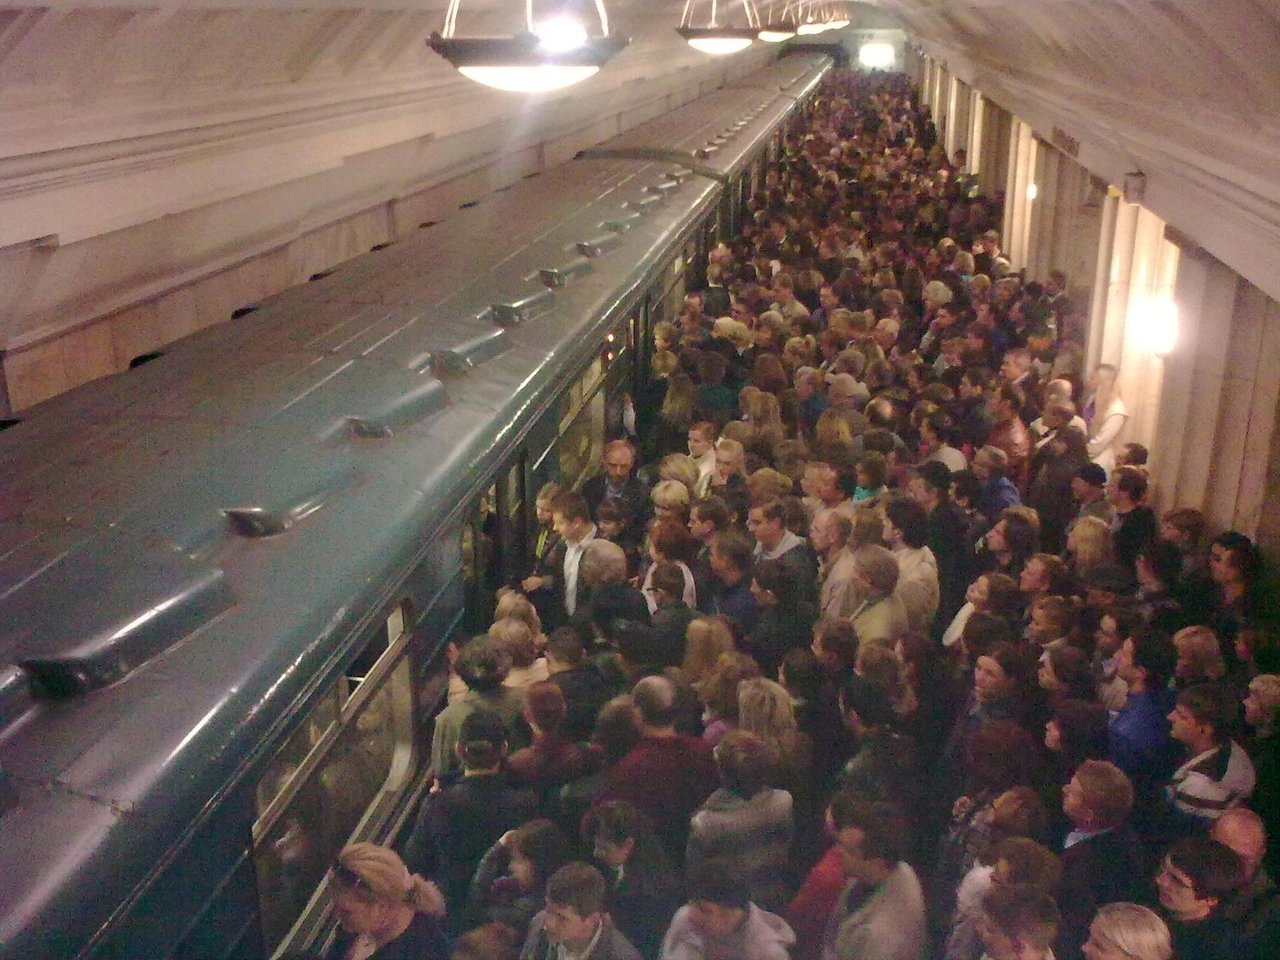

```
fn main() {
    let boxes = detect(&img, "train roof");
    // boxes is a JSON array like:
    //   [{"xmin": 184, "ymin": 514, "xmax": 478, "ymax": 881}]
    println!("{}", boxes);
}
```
[{"xmin": 0, "ymin": 52, "xmax": 830, "ymax": 957}]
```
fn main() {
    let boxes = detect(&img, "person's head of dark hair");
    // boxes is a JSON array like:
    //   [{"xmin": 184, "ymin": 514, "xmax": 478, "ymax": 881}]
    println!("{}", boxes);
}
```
[
  {"xmin": 951, "ymin": 469, "xmax": 982, "ymax": 506},
  {"xmin": 923, "ymin": 410, "xmax": 956, "ymax": 446},
  {"xmin": 592, "ymin": 696, "xmax": 641, "ymax": 764},
  {"xmin": 857, "ymin": 450, "xmax": 889, "ymax": 487},
  {"xmin": 546, "ymin": 626, "xmax": 586, "ymax": 667},
  {"xmin": 551, "ymin": 491, "xmax": 591, "ymax": 525},
  {"xmin": 1130, "ymin": 628, "xmax": 1177, "ymax": 691},
  {"xmin": 962, "ymin": 612, "xmax": 1016, "ymax": 659},
  {"xmin": 884, "ymin": 494, "xmax": 929, "ymax": 548},
  {"xmin": 524, "ymin": 682, "xmax": 568, "ymax": 733},
  {"xmin": 692, "ymin": 495, "xmax": 731, "ymax": 531},
  {"xmin": 650, "ymin": 562, "xmax": 687, "ymax": 603},
  {"xmin": 545, "ymin": 862, "xmax": 608, "ymax": 918},
  {"xmin": 583, "ymin": 801, "xmax": 671, "ymax": 878},
  {"xmin": 1121, "ymin": 442, "xmax": 1149, "ymax": 466},
  {"xmin": 1137, "ymin": 540, "xmax": 1185, "ymax": 588},
  {"xmin": 752, "ymin": 556, "xmax": 800, "ymax": 605},
  {"xmin": 967, "ymin": 719, "xmax": 1041, "ymax": 790},
  {"xmin": 685, "ymin": 860, "xmax": 750, "ymax": 910},
  {"xmin": 1074, "ymin": 463, "xmax": 1107, "ymax": 488},
  {"xmin": 509, "ymin": 819, "xmax": 572, "ymax": 890},
  {"xmin": 1046, "ymin": 645, "xmax": 1093, "ymax": 697},
  {"xmin": 650, "ymin": 520, "xmax": 695, "ymax": 563},
  {"xmin": 1165, "ymin": 836, "xmax": 1243, "ymax": 902},
  {"xmin": 1001, "ymin": 511, "xmax": 1040, "ymax": 559},
  {"xmin": 866, "ymin": 397, "xmax": 898, "ymax": 430},
  {"xmin": 839, "ymin": 673, "xmax": 895, "ymax": 728},
  {"xmin": 1111, "ymin": 465, "xmax": 1148, "ymax": 503},
  {"xmin": 713, "ymin": 729, "xmax": 770, "ymax": 797},
  {"xmin": 595, "ymin": 500, "xmax": 625, "ymax": 526},
  {"xmin": 815, "ymin": 617, "xmax": 860, "ymax": 670},
  {"xmin": 710, "ymin": 529, "xmax": 755, "ymax": 575},
  {"xmin": 1212, "ymin": 531, "xmax": 1263, "ymax": 584},
  {"xmin": 1050, "ymin": 699, "xmax": 1110, "ymax": 763},
  {"xmin": 861, "ymin": 430, "xmax": 896, "ymax": 459},
  {"xmin": 962, "ymin": 366, "xmax": 993, "ymax": 391},
  {"xmin": 994, "ymin": 381, "xmax": 1026, "ymax": 413},
  {"xmin": 1176, "ymin": 683, "xmax": 1234, "ymax": 743},
  {"xmin": 458, "ymin": 708, "xmax": 508, "ymax": 769},
  {"xmin": 780, "ymin": 647, "xmax": 824, "ymax": 701},
  {"xmin": 589, "ymin": 588, "xmax": 650, "ymax": 640},
  {"xmin": 631, "ymin": 675, "xmax": 678, "ymax": 729},
  {"xmin": 458, "ymin": 636, "xmax": 513, "ymax": 691},
  {"xmin": 916, "ymin": 458, "xmax": 953, "ymax": 497},
  {"xmin": 827, "ymin": 795, "xmax": 912, "ymax": 865},
  {"xmin": 980, "ymin": 886, "xmax": 1060, "ymax": 953}
]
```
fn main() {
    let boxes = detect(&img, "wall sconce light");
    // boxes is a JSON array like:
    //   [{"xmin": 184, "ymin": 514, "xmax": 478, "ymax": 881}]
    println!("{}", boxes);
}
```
[
  {"xmin": 1134, "ymin": 297, "xmax": 1178, "ymax": 357},
  {"xmin": 679, "ymin": 0, "xmax": 760, "ymax": 55},
  {"xmin": 1123, "ymin": 171, "xmax": 1146, "ymax": 205},
  {"xmin": 428, "ymin": 0, "xmax": 628, "ymax": 93},
  {"xmin": 1026, "ymin": 183, "xmax": 1039, "ymax": 201}
]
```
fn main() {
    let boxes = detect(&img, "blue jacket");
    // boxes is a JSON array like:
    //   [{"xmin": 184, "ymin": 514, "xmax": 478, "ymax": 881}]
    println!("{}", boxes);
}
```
[{"xmin": 978, "ymin": 476, "xmax": 1021, "ymax": 524}]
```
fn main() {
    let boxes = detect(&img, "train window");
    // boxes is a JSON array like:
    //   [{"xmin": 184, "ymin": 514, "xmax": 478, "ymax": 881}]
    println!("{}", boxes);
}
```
[
  {"xmin": 252, "ymin": 604, "xmax": 417, "ymax": 955},
  {"xmin": 558, "ymin": 356, "xmax": 606, "ymax": 488}
]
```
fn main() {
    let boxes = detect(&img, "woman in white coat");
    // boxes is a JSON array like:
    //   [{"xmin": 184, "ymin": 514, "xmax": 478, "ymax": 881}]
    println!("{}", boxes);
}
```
[{"xmin": 1083, "ymin": 363, "xmax": 1128, "ymax": 474}]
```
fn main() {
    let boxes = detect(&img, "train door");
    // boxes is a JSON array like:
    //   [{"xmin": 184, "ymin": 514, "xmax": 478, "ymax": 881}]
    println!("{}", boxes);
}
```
[{"xmin": 462, "ymin": 487, "xmax": 501, "ymax": 633}]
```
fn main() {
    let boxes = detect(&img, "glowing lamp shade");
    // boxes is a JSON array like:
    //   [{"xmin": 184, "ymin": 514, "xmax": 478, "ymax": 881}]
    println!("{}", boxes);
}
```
[
  {"xmin": 796, "ymin": 21, "xmax": 825, "ymax": 34},
  {"xmin": 428, "ymin": 31, "xmax": 627, "ymax": 93},
  {"xmin": 457, "ymin": 64, "xmax": 599, "ymax": 92},
  {"xmin": 758, "ymin": 28, "xmax": 796, "ymax": 42},
  {"xmin": 1134, "ymin": 298, "xmax": 1179, "ymax": 356},
  {"xmin": 827, "ymin": 18, "xmax": 850, "ymax": 29},
  {"xmin": 678, "ymin": 26, "xmax": 757, "ymax": 55},
  {"xmin": 1026, "ymin": 183, "xmax": 1039, "ymax": 201},
  {"xmin": 858, "ymin": 42, "xmax": 895, "ymax": 69},
  {"xmin": 686, "ymin": 35, "xmax": 754, "ymax": 54}
]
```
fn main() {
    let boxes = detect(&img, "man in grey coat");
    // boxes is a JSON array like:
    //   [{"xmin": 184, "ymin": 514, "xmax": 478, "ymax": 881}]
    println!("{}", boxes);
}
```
[
  {"xmin": 821, "ymin": 796, "xmax": 926, "ymax": 960},
  {"xmin": 521, "ymin": 862, "xmax": 640, "ymax": 960}
]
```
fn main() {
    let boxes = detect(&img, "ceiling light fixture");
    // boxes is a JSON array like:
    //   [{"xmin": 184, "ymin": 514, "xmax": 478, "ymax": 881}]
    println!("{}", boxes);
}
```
[
  {"xmin": 428, "ymin": 0, "xmax": 628, "ymax": 93},
  {"xmin": 756, "ymin": 1, "xmax": 797, "ymax": 42},
  {"xmin": 678, "ymin": 0, "xmax": 760, "ymax": 56}
]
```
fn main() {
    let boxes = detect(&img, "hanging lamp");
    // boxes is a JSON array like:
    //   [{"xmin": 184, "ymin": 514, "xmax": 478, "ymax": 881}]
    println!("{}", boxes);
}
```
[
  {"xmin": 678, "ymin": 0, "xmax": 760, "ymax": 56},
  {"xmin": 428, "ymin": 0, "xmax": 628, "ymax": 93},
  {"xmin": 756, "ymin": 1, "xmax": 797, "ymax": 42}
]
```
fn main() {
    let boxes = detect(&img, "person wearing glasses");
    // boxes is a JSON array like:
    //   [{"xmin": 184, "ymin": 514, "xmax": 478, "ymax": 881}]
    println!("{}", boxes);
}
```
[
  {"xmin": 1153, "ymin": 836, "xmax": 1245, "ymax": 960},
  {"xmin": 327, "ymin": 842, "xmax": 447, "ymax": 960}
]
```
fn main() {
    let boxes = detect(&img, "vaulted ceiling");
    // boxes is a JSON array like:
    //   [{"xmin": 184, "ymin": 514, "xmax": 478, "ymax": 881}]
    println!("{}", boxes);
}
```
[{"xmin": 0, "ymin": 0, "xmax": 1277, "ymax": 365}]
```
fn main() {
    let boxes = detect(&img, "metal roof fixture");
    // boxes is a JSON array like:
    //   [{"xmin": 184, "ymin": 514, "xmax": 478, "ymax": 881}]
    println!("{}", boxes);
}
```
[
  {"xmin": 489, "ymin": 286, "xmax": 555, "ymax": 325},
  {"xmin": 428, "ymin": 0, "xmax": 629, "ymax": 93},
  {"xmin": 757, "ymin": 0, "xmax": 798, "ymax": 41},
  {"xmin": 539, "ymin": 255, "xmax": 595, "ymax": 287},
  {"xmin": 678, "ymin": 0, "xmax": 760, "ymax": 56},
  {"xmin": 576, "ymin": 232, "xmax": 623, "ymax": 258}
]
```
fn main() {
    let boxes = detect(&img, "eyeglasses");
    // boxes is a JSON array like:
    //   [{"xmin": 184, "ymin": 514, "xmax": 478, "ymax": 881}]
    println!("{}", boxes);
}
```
[{"xmin": 1158, "ymin": 859, "xmax": 1194, "ymax": 889}]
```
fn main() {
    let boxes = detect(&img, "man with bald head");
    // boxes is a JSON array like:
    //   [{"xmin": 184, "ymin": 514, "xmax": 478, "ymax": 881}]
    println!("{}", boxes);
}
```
[
  {"xmin": 1212, "ymin": 808, "xmax": 1280, "ymax": 955},
  {"xmin": 591, "ymin": 676, "xmax": 717, "ymax": 856}
]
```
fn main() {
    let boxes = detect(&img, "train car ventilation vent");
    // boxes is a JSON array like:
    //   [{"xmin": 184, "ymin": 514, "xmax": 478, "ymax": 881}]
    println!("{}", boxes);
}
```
[
  {"xmin": 309, "ymin": 270, "xmax": 335, "ymax": 282},
  {"xmin": 645, "ymin": 181, "xmax": 680, "ymax": 197},
  {"xmin": 418, "ymin": 220, "xmax": 441, "ymax": 230},
  {"xmin": 0, "ymin": 418, "xmax": 20, "ymax": 432},
  {"xmin": 695, "ymin": 146, "xmax": 718, "ymax": 159},
  {"xmin": 577, "ymin": 233, "xmax": 623, "ymax": 258},
  {"xmin": 370, "ymin": 242, "xmax": 394, "ymax": 252},
  {"xmin": 459, "ymin": 200, "xmax": 480, "ymax": 210},
  {"xmin": 539, "ymin": 256, "xmax": 594, "ymax": 288},
  {"xmin": 602, "ymin": 212, "xmax": 643, "ymax": 233},
  {"xmin": 11, "ymin": 560, "xmax": 235, "ymax": 698},
  {"xmin": 129, "ymin": 351, "xmax": 165, "ymax": 369},
  {"xmin": 624, "ymin": 193, "xmax": 662, "ymax": 214},
  {"xmin": 410, "ymin": 327, "xmax": 510, "ymax": 376},
  {"xmin": 346, "ymin": 417, "xmax": 394, "ymax": 439},
  {"xmin": 490, "ymin": 287, "xmax": 554, "ymax": 326},
  {"xmin": 230, "ymin": 305, "xmax": 260, "ymax": 319}
]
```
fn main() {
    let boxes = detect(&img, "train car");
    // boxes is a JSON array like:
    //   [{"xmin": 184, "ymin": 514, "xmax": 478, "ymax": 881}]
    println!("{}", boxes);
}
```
[{"xmin": 0, "ymin": 52, "xmax": 831, "ymax": 960}]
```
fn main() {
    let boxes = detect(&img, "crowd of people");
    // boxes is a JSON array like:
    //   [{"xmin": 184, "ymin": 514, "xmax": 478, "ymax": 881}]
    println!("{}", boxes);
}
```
[{"xmin": 318, "ymin": 71, "xmax": 1280, "ymax": 960}]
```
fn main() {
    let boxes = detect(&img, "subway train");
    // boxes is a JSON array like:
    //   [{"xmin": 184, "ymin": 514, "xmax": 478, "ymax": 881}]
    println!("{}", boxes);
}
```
[{"xmin": 0, "ymin": 50, "xmax": 831, "ymax": 960}]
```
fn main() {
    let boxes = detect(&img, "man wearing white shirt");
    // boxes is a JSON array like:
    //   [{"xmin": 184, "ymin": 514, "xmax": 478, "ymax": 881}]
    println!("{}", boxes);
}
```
[
  {"xmin": 523, "ymin": 492, "xmax": 596, "ymax": 624},
  {"xmin": 687, "ymin": 421, "xmax": 718, "ymax": 497}
]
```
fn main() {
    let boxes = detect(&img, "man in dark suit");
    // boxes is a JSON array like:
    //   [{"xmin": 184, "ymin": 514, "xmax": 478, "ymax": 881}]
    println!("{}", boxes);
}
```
[
  {"xmin": 522, "ymin": 491, "xmax": 597, "ymax": 629},
  {"xmin": 580, "ymin": 440, "xmax": 649, "ymax": 545},
  {"xmin": 1055, "ymin": 759, "xmax": 1146, "ymax": 959}
]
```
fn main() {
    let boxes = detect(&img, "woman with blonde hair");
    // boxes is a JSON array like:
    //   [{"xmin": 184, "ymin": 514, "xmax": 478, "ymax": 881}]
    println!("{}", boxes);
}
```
[
  {"xmin": 813, "ymin": 408, "xmax": 858, "ymax": 470},
  {"xmin": 700, "ymin": 651, "xmax": 762, "ymax": 747},
  {"xmin": 681, "ymin": 617, "xmax": 736, "ymax": 692},
  {"xmin": 1082, "ymin": 903, "xmax": 1171, "ymax": 960},
  {"xmin": 747, "ymin": 467, "xmax": 793, "ymax": 506},
  {"xmin": 1084, "ymin": 363, "xmax": 1129, "ymax": 473},
  {"xmin": 1067, "ymin": 516, "xmax": 1114, "ymax": 578},
  {"xmin": 1171, "ymin": 625, "xmax": 1225, "ymax": 687},
  {"xmin": 739, "ymin": 676, "xmax": 814, "ymax": 795},
  {"xmin": 743, "ymin": 390, "xmax": 786, "ymax": 447},
  {"xmin": 658, "ymin": 453, "xmax": 700, "ymax": 498},
  {"xmin": 328, "ymin": 842, "xmax": 447, "ymax": 960}
]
